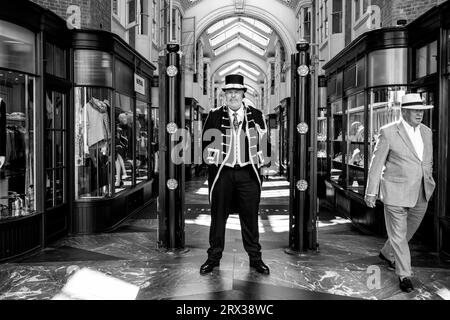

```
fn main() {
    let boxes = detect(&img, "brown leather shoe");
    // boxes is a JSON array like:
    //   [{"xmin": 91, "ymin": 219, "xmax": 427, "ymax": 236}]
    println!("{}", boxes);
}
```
[
  {"xmin": 250, "ymin": 260, "xmax": 270, "ymax": 274},
  {"xmin": 200, "ymin": 259, "xmax": 220, "ymax": 274}
]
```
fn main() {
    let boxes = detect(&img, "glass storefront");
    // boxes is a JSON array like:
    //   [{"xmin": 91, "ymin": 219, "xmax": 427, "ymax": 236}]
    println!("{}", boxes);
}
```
[
  {"xmin": 73, "ymin": 49, "xmax": 152, "ymax": 199},
  {"xmin": 114, "ymin": 92, "xmax": 133, "ymax": 191},
  {"xmin": 74, "ymin": 87, "xmax": 113, "ymax": 199},
  {"xmin": 136, "ymin": 100, "xmax": 149, "ymax": 184},
  {"xmin": 0, "ymin": 70, "xmax": 36, "ymax": 219}
]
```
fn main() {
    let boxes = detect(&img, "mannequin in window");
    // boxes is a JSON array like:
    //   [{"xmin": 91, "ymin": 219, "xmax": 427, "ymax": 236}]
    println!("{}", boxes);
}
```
[
  {"xmin": 115, "ymin": 113, "xmax": 130, "ymax": 187},
  {"xmin": 82, "ymin": 97, "xmax": 111, "ymax": 193}
]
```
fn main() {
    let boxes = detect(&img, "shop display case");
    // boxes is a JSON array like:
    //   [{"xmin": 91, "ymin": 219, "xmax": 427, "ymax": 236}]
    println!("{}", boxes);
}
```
[
  {"xmin": 317, "ymin": 108, "xmax": 327, "ymax": 175},
  {"xmin": 345, "ymin": 92, "xmax": 365, "ymax": 194},
  {"xmin": 329, "ymin": 100, "xmax": 344, "ymax": 186}
]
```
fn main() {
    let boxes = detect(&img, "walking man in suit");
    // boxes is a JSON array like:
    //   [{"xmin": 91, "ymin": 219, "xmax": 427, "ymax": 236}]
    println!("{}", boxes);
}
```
[
  {"xmin": 200, "ymin": 74, "xmax": 270, "ymax": 275},
  {"xmin": 365, "ymin": 93, "xmax": 435, "ymax": 293}
]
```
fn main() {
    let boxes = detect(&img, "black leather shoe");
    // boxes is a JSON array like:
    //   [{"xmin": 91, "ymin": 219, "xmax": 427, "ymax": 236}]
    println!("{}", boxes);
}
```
[
  {"xmin": 200, "ymin": 259, "xmax": 220, "ymax": 274},
  {"xmin": 379, "ymin": 252, "xmax": 395, "ymax": 271},
  {"xmin": 399, "ymin": 277, "xmax": 414, "ymax": 293},
  {"xmin": 250, "ymin": 260, "xmax": 270, "ymax": 274}
]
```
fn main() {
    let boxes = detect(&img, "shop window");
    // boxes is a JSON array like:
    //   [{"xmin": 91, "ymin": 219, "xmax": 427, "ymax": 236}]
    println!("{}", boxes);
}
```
[
  {"xmin": 136, "ymin": 100, "xmax": 149, "ymax": 184},
  {"xmin": 332, "ymin": 0, "xmax": 343, "ymax": 34},
  {"xmin": 368, "ymin": 87, "xmax": 406, "ymax": 155},
  {"xmin": 0, "ymin": 71, "xmax": 36, "ymax": 219},
  {"xmin": 327, "ymin": 74, "xmax": 336, "ymax": 97},
  {"xmin": 344, "ymin": 64, "xmax": 356, "ymax": 90},
  {"xmin": 115, "ymin": 93, "xmax": 134, "ymax": 192},
  {"xmin": 45, "ymin": 42, "xmax": 66, "ymax": 79},
  {"xmin": 150, "ymin": 107, "xmax": 159, "ymax": 185},
  {"xmin": 336, "ymin": 71, "xmax": 343, "ymax": 97},
  {"xmin": 356, "ymin": 58, "xmax": 365, "ymax": 87},
  {"xmin": 45, "ymin": 90, "xmax": 67, "ymax": 208},
  {"xmin": 115, "ymin": 59, "xmax": 134, "ymax": 95},
  {"xmin": 415, "ymin": 41, "xmax": 438, "ymax": 79},
  {"xmin": 74, "ymin": 87, "xmax": 112, "ymax": 199}
]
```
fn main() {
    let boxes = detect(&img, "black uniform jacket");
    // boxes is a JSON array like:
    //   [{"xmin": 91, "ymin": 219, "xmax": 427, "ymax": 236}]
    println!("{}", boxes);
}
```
[{"xmin": 201, "ymin": 102, "xmax": 268, "ymax": 203}]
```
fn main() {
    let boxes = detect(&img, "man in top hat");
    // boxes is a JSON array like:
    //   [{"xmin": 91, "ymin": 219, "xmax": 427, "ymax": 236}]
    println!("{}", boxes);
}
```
[
  {"xmin": 365, "ymin": 93, "xmax": 435, "ymax": 293},
  {"xmin": 200, "ymin": 74, "xmax": 270, "ymax": 275}
]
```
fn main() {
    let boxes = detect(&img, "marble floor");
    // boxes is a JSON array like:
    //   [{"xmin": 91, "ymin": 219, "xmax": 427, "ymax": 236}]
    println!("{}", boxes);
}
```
[{"xmin": 1, "ymin": 176, "xmax": 450, "ymax": 300}]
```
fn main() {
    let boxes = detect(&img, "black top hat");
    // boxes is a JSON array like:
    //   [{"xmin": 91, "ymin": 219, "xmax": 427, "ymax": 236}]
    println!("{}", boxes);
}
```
[{"xmin": 222, "ymin": 74, "xmax": 247, "ymax": 92}]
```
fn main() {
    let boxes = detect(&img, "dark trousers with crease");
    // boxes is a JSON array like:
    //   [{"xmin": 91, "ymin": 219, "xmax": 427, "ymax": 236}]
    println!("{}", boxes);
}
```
[{"xmin": 207, "ymin": 165, "xmax": 262, "ymax": 262}]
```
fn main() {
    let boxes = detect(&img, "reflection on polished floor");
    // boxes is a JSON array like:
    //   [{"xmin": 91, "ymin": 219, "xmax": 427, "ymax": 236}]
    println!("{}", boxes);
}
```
[{"xmin": 1, "ymin": 176, "xmax": 450, "ymax": 300}]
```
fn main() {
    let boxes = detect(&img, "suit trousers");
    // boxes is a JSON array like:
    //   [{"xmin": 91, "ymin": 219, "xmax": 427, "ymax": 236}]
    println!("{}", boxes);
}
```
[
  {"xmin": 207, "ymin": 165, "xmax": 262, "ymax": 261},
  {"xmin": 380, "ymin": 181, "xmax": 428, "ymax": 277}
]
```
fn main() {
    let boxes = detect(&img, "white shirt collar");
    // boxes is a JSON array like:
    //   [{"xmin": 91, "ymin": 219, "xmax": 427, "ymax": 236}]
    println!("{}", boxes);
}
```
[
  {"xmin": 401, "ymin": 118, "xmax": 421, "ymax": 132},
  {"xmin": 228, "ymin": 103, "xmax": 245, "ymax": 121}
]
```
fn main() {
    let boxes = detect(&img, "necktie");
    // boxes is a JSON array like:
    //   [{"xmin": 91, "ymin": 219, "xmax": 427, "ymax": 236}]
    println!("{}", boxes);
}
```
[{"xmin": 233, "ymin": 112, "xmax": 239, "ymax": 130}]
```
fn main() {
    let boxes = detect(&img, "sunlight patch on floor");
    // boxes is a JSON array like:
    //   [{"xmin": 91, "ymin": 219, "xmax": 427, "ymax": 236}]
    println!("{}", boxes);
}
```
[
  {"xmin": 318, "ymin": 216, "xmax": 351, "ymax": 227},
  {"xmin": 185, "ymin": 214, "xmax": 265, "ymax": 233},
  {"xmin": 267, "ymin": 215, "xmax": 289, "ymax": 233},
  {"xmin": 261, "ymin": 189, "xmax": 289, "ymax": 198},
  {"xmin": 262, "ymin": 181, "xmax": 290, "ymax": 188}
]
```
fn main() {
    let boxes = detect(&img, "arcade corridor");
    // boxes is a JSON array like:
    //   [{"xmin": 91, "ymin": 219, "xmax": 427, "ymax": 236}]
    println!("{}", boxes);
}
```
[{"xmin": 1, "ymin": 176, "xmax": 449, "ymax": 300}]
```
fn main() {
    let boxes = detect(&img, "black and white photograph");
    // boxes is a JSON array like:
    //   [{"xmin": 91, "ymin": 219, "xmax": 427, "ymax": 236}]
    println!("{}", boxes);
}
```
[{"xmin": 0, "ymin": 0, "xmax": 450, "ymax": 313}]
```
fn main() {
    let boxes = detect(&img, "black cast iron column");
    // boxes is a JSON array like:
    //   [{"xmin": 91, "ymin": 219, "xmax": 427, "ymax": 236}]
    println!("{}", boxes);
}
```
[
  {"xmin": 287, "ymin": 40, "xmax": 315, "ymax": 253},
  {"xmin": 158, "ymin": 43, "xmax": 185, "ymax": 249}
]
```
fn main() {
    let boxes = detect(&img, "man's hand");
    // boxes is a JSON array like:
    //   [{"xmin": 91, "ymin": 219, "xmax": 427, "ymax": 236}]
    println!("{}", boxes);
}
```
[
  {"xmin": 364, "ymin": 194, "xmax": 377, "ymax": 208},
  {"xmin": 0, "ymin": 156, "xmax": 5, "ymax": 168}
]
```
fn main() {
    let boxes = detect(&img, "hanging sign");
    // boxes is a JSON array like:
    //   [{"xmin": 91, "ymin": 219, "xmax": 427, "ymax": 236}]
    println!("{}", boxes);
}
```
[{"xmin": 134, "ymin": 73, "xmax": 146, "ymax": 95}]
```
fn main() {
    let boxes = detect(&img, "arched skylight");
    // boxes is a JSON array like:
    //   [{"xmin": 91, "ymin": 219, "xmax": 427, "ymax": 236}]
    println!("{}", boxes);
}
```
[
  {"xmin": 207, "ymin": 17, "xmax": 238, "ymax": 34},
  {"xmin": 214, "ymin": 37, "xmax": 265, "ymax": 56},
  {"xmin": 207, "ymin": 17, "xmax": 272, "ymax": 56},
  {"xmin": 210, "ymin": 23, "xmax": 269, "ymax": 47},
  {"xmin": 241, "ymin": 17, "xmax": 273, "ymax": 34},
  {"xmin": 219, "ymin": 61, "xmax": 260, "ymax": 76}
]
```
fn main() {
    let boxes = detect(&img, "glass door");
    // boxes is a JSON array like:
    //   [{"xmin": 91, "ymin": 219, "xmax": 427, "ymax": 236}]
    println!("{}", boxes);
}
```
[{"xmin": 44, "ymin": 89, "xmax": 68, "ymax": 209}]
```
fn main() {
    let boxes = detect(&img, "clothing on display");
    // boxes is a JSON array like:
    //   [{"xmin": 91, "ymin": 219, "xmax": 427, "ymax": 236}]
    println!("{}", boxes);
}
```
[
  {"xmin": 0, "ymin": 96, "xmax": 33, "ymax": 218},
  {"xmin": 76, "ymin": 96, "xmax": 112, "ymax": 198},
  {"xmin": 84, "ymin": 97, "xmax": 111, "ymax": 149}
]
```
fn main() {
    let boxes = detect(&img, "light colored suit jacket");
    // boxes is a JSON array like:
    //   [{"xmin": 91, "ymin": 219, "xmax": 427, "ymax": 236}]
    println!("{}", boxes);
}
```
[{"xmin": 366, "ymin": 120, "xmax": 435, "ymax": 207}]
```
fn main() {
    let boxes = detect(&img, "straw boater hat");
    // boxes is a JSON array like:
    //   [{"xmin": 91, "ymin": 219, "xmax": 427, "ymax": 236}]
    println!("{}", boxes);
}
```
[
  {"xmin": 401, "ymin": 93, "xmax": 433, "ymax": 110},
  {"xmin": 222, "ymin": 74, "xmax": 247, "ymax": 92}
]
